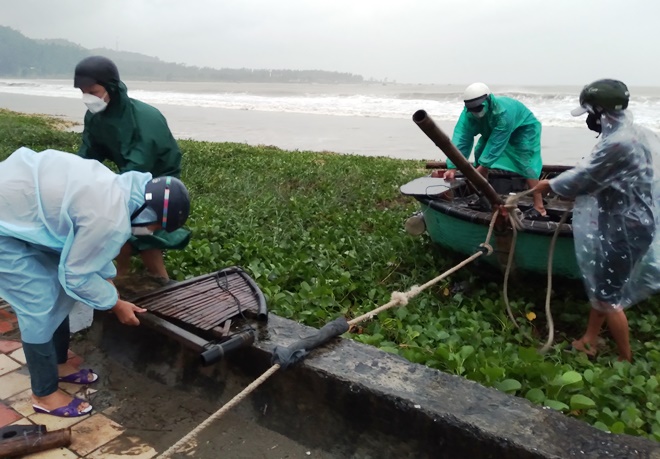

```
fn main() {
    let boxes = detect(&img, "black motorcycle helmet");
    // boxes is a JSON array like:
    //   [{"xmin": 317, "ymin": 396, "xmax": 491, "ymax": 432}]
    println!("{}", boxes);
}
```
[
  {"xmin": 73, "ymin": 56, "xmax": 120, "ymax": 89},
  {"xmin": 571, "ymin": 79, "xmax": 630, "ymax": 116},
  {"xmin": 131, "ymin": 177, "xmax": 191, "ymax": 232}
]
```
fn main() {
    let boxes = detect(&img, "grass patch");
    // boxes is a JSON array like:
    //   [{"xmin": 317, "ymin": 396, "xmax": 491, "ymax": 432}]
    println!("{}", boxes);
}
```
[{"xmin": 0, "ymin": 109, "xmax": 658, "ymax": 441}]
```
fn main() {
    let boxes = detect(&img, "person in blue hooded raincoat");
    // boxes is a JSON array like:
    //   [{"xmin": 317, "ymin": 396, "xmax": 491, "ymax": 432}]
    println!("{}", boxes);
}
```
[
  {"xmin": 73, "ymin": 55, "xmax": 190, "ymax": 282},
  {"xmin": 443, "ymin": 83, "xmax": 547, "ymax": 218},
  {"xmin": 0, "ymin": 147, "xmax": 190, "ymax": 416},
  {"xmin": 534, "ymin": 79, "xmax": 660, "ymax": 361}
]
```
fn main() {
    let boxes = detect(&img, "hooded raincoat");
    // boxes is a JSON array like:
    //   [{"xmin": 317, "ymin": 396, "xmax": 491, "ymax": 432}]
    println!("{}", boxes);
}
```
[
  {"xmin": 78, "ymin": 80, "xmax": 190, "ymax": 251},
  {"xmin": 0, "ymin": 147, "xmax": 152, "ymax": 343},
  {"xmin": 448, "ymin": 95, "xmax": 543, "ymax": 179},
  {"xmin": 550, "ymin": 110, "xmax": 660, "ymax": 310}
]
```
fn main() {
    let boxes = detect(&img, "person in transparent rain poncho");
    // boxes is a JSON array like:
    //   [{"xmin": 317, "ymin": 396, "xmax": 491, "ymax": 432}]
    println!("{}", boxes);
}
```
[{"xmin": 533, "ymin": 79, "xmax": 660, "ymax": 361}]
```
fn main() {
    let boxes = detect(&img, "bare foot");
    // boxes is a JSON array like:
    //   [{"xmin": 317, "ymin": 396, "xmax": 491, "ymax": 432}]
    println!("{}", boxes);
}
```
[
  {"xmin": 32, "ymin": 389, "xmax": 90, "ymax": 413},
  {"xmin": 571, "ymin": 339, "xmax": 597, "ymax": 357}
]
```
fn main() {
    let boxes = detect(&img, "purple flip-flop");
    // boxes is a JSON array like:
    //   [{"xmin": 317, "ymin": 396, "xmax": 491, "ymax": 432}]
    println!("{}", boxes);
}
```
[
  {"xmin": 58, "ymin": 368, "xmax": 99, "ymax": 384},
  {"xmin": 33, "ymin": 397, "xmax": 93, "ymax": 417}
]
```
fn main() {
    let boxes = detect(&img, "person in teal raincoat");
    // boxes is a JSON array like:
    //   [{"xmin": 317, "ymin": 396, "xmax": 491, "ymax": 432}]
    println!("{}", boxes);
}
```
[
  {"xmin": 444, "ymin": 83, "xmax": 547, "ymax": 218},
  {"xmin": 73, "ymin": 55, "xmax": 191, "ymax": 281},
  {"xmin": 0, "ymin": 147, "xmax": 190, "ymax": 416}
]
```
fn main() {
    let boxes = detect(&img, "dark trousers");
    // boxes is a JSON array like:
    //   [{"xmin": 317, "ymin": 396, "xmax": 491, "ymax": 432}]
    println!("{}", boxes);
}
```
[{"xmin": 22, "ymin": 316, "xmax": 70, "ymax": 397}]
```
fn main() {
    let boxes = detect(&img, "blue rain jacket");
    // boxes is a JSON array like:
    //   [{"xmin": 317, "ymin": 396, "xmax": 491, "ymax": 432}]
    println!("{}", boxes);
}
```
[
  {"xmin": 550, "ymin": 111, "xmax": 660, "ymax": 309},
  {"xmin": 448, "ymin": 95, "xmax": 543, "ymax": 179},
  {"xmin": 0, "ymin": 147, "xmax": 152, "ymax": 343}
]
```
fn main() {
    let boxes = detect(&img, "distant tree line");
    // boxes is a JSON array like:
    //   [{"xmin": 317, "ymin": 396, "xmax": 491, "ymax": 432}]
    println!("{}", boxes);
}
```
[{"xmin": 0, "ymin": 26, "xmax": 366, "ymax": 84}]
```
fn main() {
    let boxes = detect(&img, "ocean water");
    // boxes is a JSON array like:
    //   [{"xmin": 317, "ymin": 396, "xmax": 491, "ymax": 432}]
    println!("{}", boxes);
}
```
[
  {"xmin": 3, "ymin": 79, "xmax": 660, "ymax": 129},
  {"xmin": 1, "ymin": 79, "xmax": 658, "ymax": 164}
]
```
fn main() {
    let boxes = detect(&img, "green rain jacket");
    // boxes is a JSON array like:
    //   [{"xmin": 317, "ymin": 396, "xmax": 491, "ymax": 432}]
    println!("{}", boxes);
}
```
[
  {"xmin": 447, "ymin": 95, "xmax": 543, "ymax": 179},
  {"xmin": 78, "ymin": 81, "xmax": 191, "ymax": 252}
]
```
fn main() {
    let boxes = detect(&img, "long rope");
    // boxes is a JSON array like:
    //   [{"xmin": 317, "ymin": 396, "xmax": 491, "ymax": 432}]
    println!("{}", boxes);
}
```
[
  {"xmin": 502, "ymin": 213, "xmax": 520, "ymax": 328},
  {"xmin": 503, "ymin": 189, "xmax": 570, "ymax": 353},
  {"xmin": 158, "ymin": 364, "xmax": 281, "ymax": 458},
  {"xmin": 158, "ymin": 210, "xmax": 502, "ymax": 458},
  {"xmin": 538, "ymin": 210, "xmax": 570, "ymax": 353}
]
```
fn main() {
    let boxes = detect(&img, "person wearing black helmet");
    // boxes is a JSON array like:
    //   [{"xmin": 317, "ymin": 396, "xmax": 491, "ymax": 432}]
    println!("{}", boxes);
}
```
[
  {"xmin": 73, "ymin": 55, "xmax": 190, "ymax": 282},
  {"xmin": 533, "ymin": 79, "xmax": 660, "ymax": 361},
  {"xmin": 0, "ymin": 147, "xmax": 190, "ymax": 417},
  {"xmin": 131, "ymin": 176, "xmax": 191, "ymax": 236}
]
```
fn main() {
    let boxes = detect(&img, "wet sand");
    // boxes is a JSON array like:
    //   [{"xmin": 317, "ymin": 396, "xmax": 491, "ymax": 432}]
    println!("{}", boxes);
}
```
[{"xmin": 0, "ymin": 92, "xmax": 598, "ymax": 165}]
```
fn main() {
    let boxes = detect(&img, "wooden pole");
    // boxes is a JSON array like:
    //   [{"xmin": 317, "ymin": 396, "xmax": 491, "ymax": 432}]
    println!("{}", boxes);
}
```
[
  {"xmin": 412, "ymin": 110, "xmax": 503, "ymax": 207},
  {"xmin": 0, "ymin": 428, "xmax": 71, "ymax": 457},
  {"xmin": 425, "ymin": 160, "xmax": 447, "ymax": 169}
]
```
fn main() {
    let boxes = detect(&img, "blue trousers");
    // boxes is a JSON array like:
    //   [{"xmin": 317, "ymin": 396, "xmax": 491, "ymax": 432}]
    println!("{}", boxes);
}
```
[{"xmin": 22, "ymin": 316, "xmax": 70, "ymax": 397}]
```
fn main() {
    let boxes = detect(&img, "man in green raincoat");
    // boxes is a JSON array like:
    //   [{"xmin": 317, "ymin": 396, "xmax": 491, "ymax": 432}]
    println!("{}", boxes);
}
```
[
  {"xmin": 444, "ymin": 83, "xmax": 547, "ymax": 219},
  {"xmin": 74, "ymin": 56, "xmax": 191, "ymax": 281}
]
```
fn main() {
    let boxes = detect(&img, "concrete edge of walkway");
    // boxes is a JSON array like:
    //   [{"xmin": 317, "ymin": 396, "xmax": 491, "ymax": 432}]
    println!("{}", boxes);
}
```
[{"xmin": 91, "ymin": 312, "xmax": 660, "ymax": 459}]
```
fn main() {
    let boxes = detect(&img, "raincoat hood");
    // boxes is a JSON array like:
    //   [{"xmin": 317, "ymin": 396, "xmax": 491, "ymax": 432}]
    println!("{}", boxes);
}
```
[{"xmin": 74, "ymin": 55, "xmax": 120, "ymax": 90}]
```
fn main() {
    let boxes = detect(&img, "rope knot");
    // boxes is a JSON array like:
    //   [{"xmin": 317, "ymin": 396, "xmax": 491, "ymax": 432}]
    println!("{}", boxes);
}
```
[
  {"xmin": 479, "ymin": 243, "xmax": 494, "ymax": 255},
  {"xmin": 390, "ymin": 291, "xmax": 409, "ymax": 306}
]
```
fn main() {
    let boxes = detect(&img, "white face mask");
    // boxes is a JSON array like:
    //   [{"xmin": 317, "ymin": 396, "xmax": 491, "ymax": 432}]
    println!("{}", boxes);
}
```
[
  {"xmin": 131, "ymin": 226, "xmax": 154, "ymax": 236},
  {"xmin": 82, "ymin": 92, "xmax": 108, "ymax": 114},
  {"xmin": 472, "ymin": 109, "xmax": 486, "ymax": 119}
]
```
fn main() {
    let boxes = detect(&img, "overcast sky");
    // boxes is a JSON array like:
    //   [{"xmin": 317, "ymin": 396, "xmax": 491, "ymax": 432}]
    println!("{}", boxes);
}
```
[{"xmin": 2, "ymin": 0, "xmax": 659, "ymax": 86}]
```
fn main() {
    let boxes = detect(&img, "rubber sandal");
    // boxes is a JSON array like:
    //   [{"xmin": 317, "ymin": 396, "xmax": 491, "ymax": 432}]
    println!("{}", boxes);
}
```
[
  {"xmin": 58, "ymin": 368, "xmax": 98, "ymax": 384},
  {"xmin": 523, "ymin": 208, "xmax": 551, "ymax": 221},
  {"xmin": 33, "ymin": 397, "xmax": 92, "ymax": 417}
]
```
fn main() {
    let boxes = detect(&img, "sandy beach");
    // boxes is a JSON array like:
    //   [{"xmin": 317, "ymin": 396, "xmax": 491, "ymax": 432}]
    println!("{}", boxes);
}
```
[{"xmin": 0, "ymin": 91, "xmax": 598, "ymax": 165}]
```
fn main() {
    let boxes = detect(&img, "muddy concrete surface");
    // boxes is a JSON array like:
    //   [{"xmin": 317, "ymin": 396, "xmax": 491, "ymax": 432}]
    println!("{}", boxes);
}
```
[
  {"xmin": 73, "ymin": 335, "xmax": 334, "ymax": 459},
  {"xmin": 72, "ymin": 274, "xmax": 337, "ymax": 458}
]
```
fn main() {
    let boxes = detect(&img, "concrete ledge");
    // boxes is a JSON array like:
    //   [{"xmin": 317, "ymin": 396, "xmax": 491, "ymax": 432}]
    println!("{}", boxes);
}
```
[{"xmin": 90, "ymin": 312, "xmax": 660, "ymax": 459}]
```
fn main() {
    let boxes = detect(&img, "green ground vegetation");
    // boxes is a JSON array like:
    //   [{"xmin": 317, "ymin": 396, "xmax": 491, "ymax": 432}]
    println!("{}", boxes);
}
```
[{"xmin": 0, "ymin": 109, "xmax": 657, "ymax": 441}]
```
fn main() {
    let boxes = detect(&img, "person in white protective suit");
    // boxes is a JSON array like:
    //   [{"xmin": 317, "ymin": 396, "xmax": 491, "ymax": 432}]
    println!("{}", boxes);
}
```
[
  {"xmin": 0, "ymin": 147, "xmax": 190, "ymax": 416},
  {"xmin": 533, "ymin": 79, "xmax": 660, "ymax": 361}
]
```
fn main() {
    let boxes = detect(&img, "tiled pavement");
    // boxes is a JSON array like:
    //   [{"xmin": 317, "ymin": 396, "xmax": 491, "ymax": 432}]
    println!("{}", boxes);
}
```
[{"xmin": 0, "ymin": 303, "xmax": 157, "ymax": 459}]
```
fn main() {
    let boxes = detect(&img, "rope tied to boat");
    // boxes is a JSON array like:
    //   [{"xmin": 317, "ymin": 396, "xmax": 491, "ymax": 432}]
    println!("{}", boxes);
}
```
[
  {"xmin": 503, "ymin": 188, "xmax": 535, "ymax": 229},
  {"xmin": 500, "ymin": 187, "xmax": 573, "ymax": 354},
  {"xmin": 349, "ymin": 209, "xmax": 499, "ymax": 327},
  {"xmin": 158, "ymin": 211, "xmax": 503, "ymax": 458}
]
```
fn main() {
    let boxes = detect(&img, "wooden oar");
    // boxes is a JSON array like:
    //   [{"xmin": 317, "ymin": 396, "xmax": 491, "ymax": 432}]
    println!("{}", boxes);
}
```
[{"xmin": 412, "ymin": 110, "xmax": 503, "ymax": 208}]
